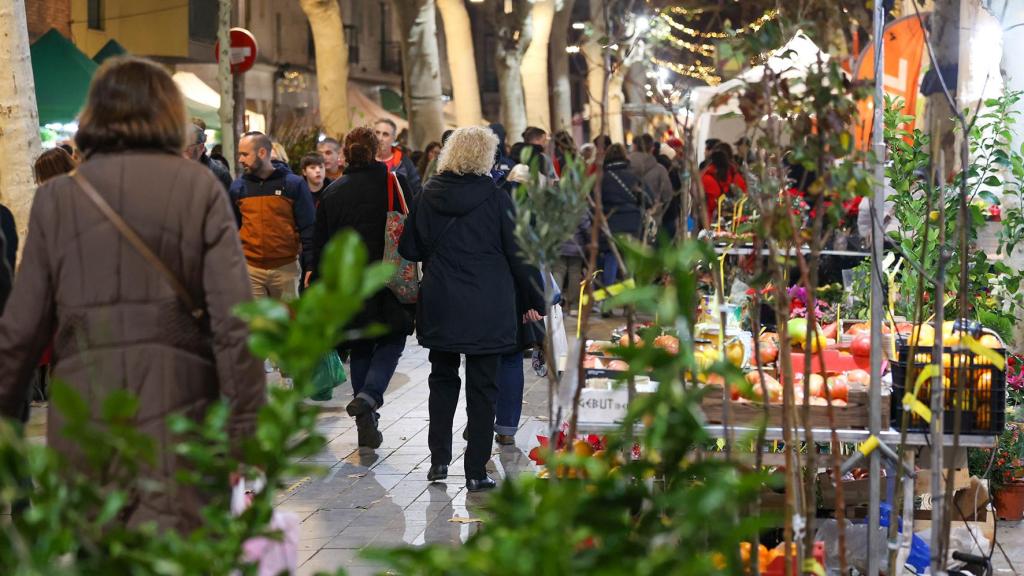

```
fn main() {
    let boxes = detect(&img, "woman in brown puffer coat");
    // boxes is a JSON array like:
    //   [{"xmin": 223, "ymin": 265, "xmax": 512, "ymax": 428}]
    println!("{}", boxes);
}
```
[{"xmin": 0, "ymin": 57, "xmax": 265, "ymax": 532}]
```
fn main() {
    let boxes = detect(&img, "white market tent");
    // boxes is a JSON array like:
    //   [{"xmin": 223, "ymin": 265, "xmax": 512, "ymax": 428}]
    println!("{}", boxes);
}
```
[{"xmin": 687, "ymin": 31, "xmax": 832, "ymax": 163}]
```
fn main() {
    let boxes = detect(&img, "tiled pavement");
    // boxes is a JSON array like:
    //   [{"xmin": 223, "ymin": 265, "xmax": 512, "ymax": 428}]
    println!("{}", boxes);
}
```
[{"xmin": 279, "ymin": 338, "xmax": 551, "ymax": 575}]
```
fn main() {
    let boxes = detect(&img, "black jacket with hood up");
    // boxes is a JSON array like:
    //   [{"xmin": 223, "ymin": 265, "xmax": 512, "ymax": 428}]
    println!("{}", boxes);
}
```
[{"xmin": 398, "ymin": 172, "xmax": 543, "ymax": 355}]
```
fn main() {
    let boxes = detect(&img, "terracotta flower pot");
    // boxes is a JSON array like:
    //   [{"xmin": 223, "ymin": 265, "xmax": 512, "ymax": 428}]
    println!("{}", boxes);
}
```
[{"xmin": 993, "ymin": 482, "xmax": 1024, "ymax": 521}]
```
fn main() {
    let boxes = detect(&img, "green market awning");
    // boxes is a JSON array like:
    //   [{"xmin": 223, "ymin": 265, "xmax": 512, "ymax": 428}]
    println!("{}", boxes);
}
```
[
  {"xmin": 31, "ymin": 29, "xmax": 98, "ymax": 126},
  {"xmin": 379, "ymin": 88, "xmax": 407, "ymax": 119},
  {"xmin": 92, "ymin": 39, "xmax": 127, "ymax": 63}
]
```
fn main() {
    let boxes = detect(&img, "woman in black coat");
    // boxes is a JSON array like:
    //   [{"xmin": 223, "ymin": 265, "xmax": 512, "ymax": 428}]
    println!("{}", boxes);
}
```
[
  {"xmin": 398, "ymin": 126, "xmax": 544, "ymax": 491},
  {"xmin": 598, "ymin": 143, "xmax": 652, "ymax": 287},
  {"xmin": 312, "ymin": 127, "xmax": 414, "ymax": 450}
]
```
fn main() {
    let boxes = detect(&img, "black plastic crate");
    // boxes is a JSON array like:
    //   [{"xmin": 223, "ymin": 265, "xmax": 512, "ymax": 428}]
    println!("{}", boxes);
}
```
[{"xmin": 890, "ymin": 346, "xmax": 1006, "ymax": 435}]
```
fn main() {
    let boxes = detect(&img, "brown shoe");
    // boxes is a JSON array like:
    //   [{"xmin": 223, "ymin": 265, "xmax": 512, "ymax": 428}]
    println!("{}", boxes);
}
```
[{"xmin": 495, "ymin": 434, "xmax": 516, "ymax": 446}]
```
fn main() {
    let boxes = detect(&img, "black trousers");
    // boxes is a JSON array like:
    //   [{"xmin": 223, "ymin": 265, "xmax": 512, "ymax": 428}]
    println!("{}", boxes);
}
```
[{"xmin": 427, "ymin": 350, "xmax": 500, "ymax": 479}]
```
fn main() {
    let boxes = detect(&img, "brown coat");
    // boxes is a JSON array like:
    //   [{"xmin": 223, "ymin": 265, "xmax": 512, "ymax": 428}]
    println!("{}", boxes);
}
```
[{"xmin": 0, "ymin": 152, "xmax": 266, "ymax": 532}]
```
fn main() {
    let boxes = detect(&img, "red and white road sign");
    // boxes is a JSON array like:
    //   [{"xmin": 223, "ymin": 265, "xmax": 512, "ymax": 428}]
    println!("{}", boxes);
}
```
[{"xmin": 214, "ymin": 28, "xmax": 258, "ymax": 74}]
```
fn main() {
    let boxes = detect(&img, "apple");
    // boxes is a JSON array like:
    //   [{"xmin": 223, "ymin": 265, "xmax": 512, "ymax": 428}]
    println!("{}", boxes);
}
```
[
  {"xmin": 654, "ymin": 334, "xmax": 680, "ymax": 354},
  {"xmin": 607, "ymin": 359, "xmax": 630, "ymax": 371},
  {"xmin": 829, "ymin": 379, "xmax": 849, "ymax": 403},
  {"xmin": 846, "ymin": 369, "xmax": 870, "ymax": 385},
  {"xmin": 850, "ymin": 333, "xmax": 871, "ymax": 357}
]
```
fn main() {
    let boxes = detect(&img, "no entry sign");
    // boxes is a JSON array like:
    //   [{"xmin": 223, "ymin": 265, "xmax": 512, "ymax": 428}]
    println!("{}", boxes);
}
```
[{"xmin": 215, "ymin": 28, "xmax": 258, "ymax": 74}]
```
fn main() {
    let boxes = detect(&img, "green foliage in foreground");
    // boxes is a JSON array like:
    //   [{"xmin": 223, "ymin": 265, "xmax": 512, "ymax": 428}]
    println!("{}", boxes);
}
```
[{"xmin": 0, "ymin": 230, "xmax": 388, "ymax": 575}]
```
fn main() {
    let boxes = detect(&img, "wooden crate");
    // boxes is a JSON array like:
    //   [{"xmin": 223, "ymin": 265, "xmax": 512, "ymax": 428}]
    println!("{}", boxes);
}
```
[
  {"xmin": 817, "ymin": 472, "xmax": 887, "ymax": 510},
  {"xmin": 700, "ymin": 383, "xmax": 890, "ymax": 430}
]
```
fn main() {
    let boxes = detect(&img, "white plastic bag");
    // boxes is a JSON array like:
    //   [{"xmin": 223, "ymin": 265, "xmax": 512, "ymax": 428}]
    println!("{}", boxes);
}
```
[
  {"xmin": 549, "ymin": 304, "xmax": 569, "ymax": 367},
  {"xmin": 231, "ymin": 478, "xmax": 300, "ymax": 576}
]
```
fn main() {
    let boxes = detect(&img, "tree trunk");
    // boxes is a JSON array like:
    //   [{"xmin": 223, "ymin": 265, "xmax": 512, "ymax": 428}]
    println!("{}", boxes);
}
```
[
  {"xmin": 549, "ymin": 0, "xmax": 576, "ymax": 132},
  {"xmin": 521, "ymin": 0, "xmax": 554, "ymax": 132},
  {"xmin": 584, "ymin": 0, "xmax": 607, "ymax": 140},
  {"xmin": 299, "ymin": 0, "xmax": 350, "ymax": 139},
  {"xmin": 437, "ymin": 0, "xmax": 482, "ymax": 127},
  {"xmin": 925, "ymin": 0, "xmax": 959, "ymax": 174},
  {"xmin": 217, "ymin": 0, "xmax": 235, "ymax": 176},
  {"xmin": 0, "ymin": 0, "xmax": 42, "ymax": 258},
  {"xmin": 391, "ymin": 0, "xmax": 445, "ymax": 150},
  {"xmin": 607, "ymin": 64, "xmax": 625, "ymax": 144},
  {"xmin": 493, "ymin": 1, "xmax": 533, "ymax": 143}
]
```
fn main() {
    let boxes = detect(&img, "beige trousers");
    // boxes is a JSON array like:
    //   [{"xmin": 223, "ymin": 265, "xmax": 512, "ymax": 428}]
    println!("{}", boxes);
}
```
[{"xmin": 247, "ymin": 260, "xmax": 299, "ymax": 300}]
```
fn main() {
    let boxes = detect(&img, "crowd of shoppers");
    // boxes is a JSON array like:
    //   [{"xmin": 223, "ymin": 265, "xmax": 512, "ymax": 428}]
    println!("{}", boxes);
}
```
[{"xmin": 0, "ymin": 52, "xmax": 758, "ymax": 507}]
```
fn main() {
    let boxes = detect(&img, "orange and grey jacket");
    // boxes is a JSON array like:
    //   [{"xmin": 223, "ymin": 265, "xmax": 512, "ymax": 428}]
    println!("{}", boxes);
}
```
[{"xmin": 229, "ymin": 166, "xmax": 316, "ymax": 271}]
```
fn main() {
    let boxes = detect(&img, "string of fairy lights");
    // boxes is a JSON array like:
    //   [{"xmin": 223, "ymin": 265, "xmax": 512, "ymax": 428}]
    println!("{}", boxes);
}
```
[{"xmin": 650, "ymin": 6, "xmax": 780, "ymax": 85}]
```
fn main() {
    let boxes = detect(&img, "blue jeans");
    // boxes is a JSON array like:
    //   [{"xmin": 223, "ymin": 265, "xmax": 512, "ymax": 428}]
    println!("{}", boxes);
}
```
[
  {"xmin": 494, "ymin": 351, "xmax": 524, "ymax": 435},
  {"xmin": 600, "ymin": 251, "xmax": 619, "ymax": 288},
  {"xmin": 346, "ymin": 334, "xmax": 407, "ymax": 408}
]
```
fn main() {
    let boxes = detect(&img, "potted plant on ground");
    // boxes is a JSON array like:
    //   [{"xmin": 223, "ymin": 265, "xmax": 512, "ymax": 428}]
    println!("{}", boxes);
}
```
[{"xmin": 970, "ymin": 414, "xmax": 1024, "ymax": 520}]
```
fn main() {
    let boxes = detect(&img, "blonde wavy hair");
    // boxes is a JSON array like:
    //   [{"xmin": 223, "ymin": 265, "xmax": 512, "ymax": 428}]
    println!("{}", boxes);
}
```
[{"xmin": 436, "ymin": 127, "xmax": 498, "ymax": 176}]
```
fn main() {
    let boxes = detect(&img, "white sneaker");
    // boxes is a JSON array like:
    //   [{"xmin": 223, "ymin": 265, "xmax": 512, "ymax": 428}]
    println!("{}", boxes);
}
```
[{"xmin": 264, "ymin": 359, "xmax": 274, "ymax": 374}]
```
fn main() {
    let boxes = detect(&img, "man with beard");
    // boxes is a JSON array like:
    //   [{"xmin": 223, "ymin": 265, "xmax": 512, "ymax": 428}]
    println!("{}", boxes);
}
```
[{"xmin": 229, "ymin": 131, "xmax": 315, "ymax": 299}]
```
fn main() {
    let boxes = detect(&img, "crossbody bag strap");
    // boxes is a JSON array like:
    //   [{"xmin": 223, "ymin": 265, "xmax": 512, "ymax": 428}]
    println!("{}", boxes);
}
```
[{"xmin": 71, "ymin": 171, "xmax": 205, "ymax": 320}]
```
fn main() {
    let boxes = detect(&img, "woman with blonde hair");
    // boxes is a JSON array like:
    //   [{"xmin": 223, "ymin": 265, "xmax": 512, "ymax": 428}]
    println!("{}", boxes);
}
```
[
  {"xmin": 0, "ymin": 56, "xmax": 265, "ymax": 531},
  {"xmin": 399, "ymin": 127, "xmax": 544, "ymax": 491}
]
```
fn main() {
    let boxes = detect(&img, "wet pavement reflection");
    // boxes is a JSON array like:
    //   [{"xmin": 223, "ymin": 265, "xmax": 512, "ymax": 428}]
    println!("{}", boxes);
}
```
[{"xmin": 284, "ymin": 339, "xmax": 550, "ymax": 575}]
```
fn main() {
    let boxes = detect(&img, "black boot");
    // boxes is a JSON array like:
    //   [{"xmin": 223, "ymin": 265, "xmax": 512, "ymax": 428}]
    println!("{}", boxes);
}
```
[
  {"xmin": 354, "ymin": 412, "xmax": 382, "ymax": 449},
  {"xmin": 427, "ymin": 464, "xmax": 449, "ymax": 482},
  {"xmin": 466, "ymin": 476, "xmax": 497, "ymax": 492}
]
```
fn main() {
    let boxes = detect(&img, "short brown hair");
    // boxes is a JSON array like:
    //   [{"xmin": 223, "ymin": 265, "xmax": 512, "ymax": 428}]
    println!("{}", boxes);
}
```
[
  {"xmin": 604, "ymin": 143, "xmax": 629, "ymax": 165},
  {"xmin": 34, "ymin": 147, "xmax": 77, "ymax": 184},
  {"xmin": 344, "ymin": 127, "xmax": 379, "ymax": 168},
  {"xmin": 76, "ymin": 56, "xmax": 187, "ymax": 156},
  {"xmin": 300, "ymin": 153, "xmax": 325, "ymax": 171}
]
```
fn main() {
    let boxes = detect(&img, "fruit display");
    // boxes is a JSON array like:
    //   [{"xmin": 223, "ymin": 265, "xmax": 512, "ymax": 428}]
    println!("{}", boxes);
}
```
[{"xmin": 712, "ymin": 541, "xmax": 825, "ymax": 575}]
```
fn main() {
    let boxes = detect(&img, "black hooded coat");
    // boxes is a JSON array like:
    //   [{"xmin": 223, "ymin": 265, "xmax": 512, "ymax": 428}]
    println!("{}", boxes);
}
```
[{"xmin": 398, "ymin": 172, "xmax": 543, "ymax": 355}]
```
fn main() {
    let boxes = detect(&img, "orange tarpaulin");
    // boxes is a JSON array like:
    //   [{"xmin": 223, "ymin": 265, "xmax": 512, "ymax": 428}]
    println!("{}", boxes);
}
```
[{"xmin": 854, "ymin": 14, "xmax": 928, "ymax": 150}]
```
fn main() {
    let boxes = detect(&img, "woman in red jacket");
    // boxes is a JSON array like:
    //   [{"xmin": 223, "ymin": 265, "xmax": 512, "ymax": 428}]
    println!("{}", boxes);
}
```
[{"xmin": 701, "ymin": 143, "xmax": 747, "ymax": 222}]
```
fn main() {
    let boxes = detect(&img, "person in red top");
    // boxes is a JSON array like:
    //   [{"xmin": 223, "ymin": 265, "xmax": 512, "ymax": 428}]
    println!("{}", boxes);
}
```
[
  {"xmin": 374, "ymin": 118, "xmax": 423, "ymax": 196},
  {"xmin": 701, "ymin": 142, "xmax": 747, "ymax": 221}
]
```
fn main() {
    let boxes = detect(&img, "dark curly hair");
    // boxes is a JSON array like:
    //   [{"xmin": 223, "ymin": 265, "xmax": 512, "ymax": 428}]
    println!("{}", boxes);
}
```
[{"xmin": 344, "ymin": 126, "xmax": 379, "ymax": 168}]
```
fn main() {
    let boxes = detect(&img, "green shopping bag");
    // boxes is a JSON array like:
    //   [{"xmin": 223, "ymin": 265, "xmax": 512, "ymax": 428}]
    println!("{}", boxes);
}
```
[{"xmin": 310, "ymin": 351, "xmax": 347, "ymax": 401}]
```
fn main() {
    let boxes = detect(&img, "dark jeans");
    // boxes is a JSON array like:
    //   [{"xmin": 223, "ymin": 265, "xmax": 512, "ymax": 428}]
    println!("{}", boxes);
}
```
[
  {"xmin": 346, "ymin": 334, "xmax": 407, "ymax": 408},
  {"xmin": 427, "ymin": 351, "xmax": 500, "ymax": 479},
  {"xmin": 494, "ymin": 352, "xmax": 524, "ymax": 436},
  {"xmin": 600, "ymin": 250, "xmax": 619, "ymax": 288}
]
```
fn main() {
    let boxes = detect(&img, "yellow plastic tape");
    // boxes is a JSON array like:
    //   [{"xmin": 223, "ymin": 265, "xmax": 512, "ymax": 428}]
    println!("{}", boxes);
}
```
[
  {"xmin": 961, "ymin": 335, "xmax": 1005, "ymax": 370},
  {"xmin": 902, "ymin": 393, "xmax": 933, "ymax": 423},
  {"xmin": 913, "ymin": 364, "xmax": 940, "ymax": 396},
  {"xmin": 858, "ymin": 435, "xmax": 880, "ymax": 457},
  {"xmin": 580, "ymin": 278, "xmax": 636, "ymax": 306},
  {"xmin": 803, "ymin": 559, "xmax": 826, "ymax": 576}
]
